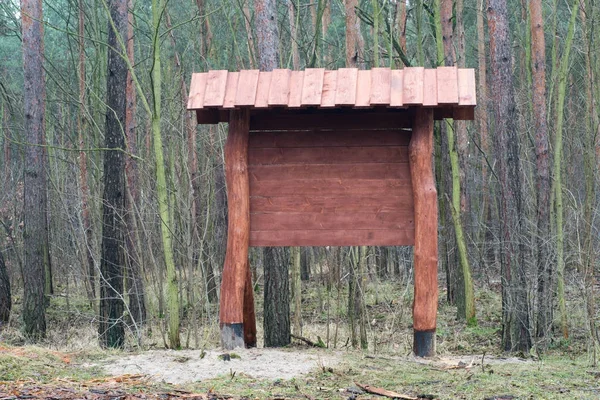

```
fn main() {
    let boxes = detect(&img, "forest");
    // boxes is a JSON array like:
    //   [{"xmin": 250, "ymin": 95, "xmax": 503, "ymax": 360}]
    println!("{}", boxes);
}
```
[{"xmin": 0, "ymin": 0, "xmax": 600, "ymax": 398}]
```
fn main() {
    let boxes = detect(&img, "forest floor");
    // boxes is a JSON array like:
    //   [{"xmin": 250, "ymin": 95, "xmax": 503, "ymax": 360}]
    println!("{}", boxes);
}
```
[{"xmin": 1, "ymin": 278, "xmax": 599, "ymax": 398}]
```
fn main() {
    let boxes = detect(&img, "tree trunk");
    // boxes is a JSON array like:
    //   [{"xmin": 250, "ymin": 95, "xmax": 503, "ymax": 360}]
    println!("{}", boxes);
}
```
[
  {"xmin": 22, "ymin": 0, "xmax": 49, "ymax": 341},
  {"xmin": 488, "ymin": 0, "xmax": 531, "ymax": 352},
  {"xmin": 255, "ymin": 0, "xmax": 290, "ymax": 348},
  {"xmin": 345, "ymin": 0, "xmax": 364, "ymax": 68},
  {"xmin": 530, "ymin": 0, "xmax": 552, "ymax": 344},
  {"xmin": 264, "ymin": 247, "xmax": 290, "ymax": 347},
  {"xmin": 0, "ymin": 251, "xmax": 11, "ymax": 324},
  {"xmin": 291, "ymin": 246, "xmax": 302, "ymax": 335},
  {"xmin": 99, "ymin": 0, "xmax": 128, "ymax": 349}
]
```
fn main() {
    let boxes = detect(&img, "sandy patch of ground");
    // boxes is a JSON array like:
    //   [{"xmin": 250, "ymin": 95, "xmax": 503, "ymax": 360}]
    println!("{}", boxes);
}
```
[{"xmin": 100, "ymin": 348, "xmax": 341, "ymax": 384}]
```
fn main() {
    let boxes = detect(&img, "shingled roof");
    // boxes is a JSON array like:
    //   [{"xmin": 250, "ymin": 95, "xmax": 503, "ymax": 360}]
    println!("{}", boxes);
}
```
[{"xmin": 187, "ymin": 67, "xmax": 476, "ymax": 121}]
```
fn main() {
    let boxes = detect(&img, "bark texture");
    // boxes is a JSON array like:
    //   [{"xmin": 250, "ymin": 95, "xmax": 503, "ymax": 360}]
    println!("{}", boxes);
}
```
[
  {"xmin": 99, "ymin": 0, "xmax": 128, "ymax": 349},
  {"xmin": 21, "ymin": 0, "xmax": 49, "ymax": 340},
  {"xmin": 487, "ymin": 0, "xmax": 531, "ymax": 352},
  {"xmin": 0, "ymin": 251, "xmax": 10, "ymax": 324}
]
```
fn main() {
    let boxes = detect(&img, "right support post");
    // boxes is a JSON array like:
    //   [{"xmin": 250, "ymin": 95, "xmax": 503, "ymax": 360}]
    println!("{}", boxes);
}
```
[{"xmin": 409, "ymin": 108, "xmax": 438, "ymax": 357}]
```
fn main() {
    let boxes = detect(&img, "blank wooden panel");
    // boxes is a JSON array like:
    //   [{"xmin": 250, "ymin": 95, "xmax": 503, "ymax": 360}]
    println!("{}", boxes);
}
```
[
  {"xmin": 251, "ymin": 211, "xmax": 414, "ymax": 231},
  {"xmin": 250, "ymin": 229, "xmax": 415, "ymax": 247},
  {"xmin": 250, "ymin": 195, "xmax": 414, "ymax": 213},
  {"xmin": 370, "ymin": 68, "xmax": 392, "ymax": 105},
  {"xmin": 268, "ymin": 69, "xmax": 292, "ymax": 106},
  {"xmin": 223, "ymin": 72, "xmax": 240, "ymax": 108},
  {"xmin": 436, "ymin": 66, "xmax": 459, "ymax": 104},
  {"xmin": 301, "ymin": 68, "xmax": 325, "ymax": 106},
  {"xmin": 250, "ymin": 111, "xmax": 412, "ymax": 130},
  {"xmin": 249, "ymin": 163, "xmax": 411, "ymax": 180},
  {"xmin": 248, "ymin": 146, "xmax": 409, "ymax": 165},
  {"xmin": 254, "ymin": 71, "xmax": 272, "ymax": 108},
  {"xmin": 423, "ymin": 69, "xmax": 438, "ymax": 106},
  {"xmin": 250, "ymin": 178, "xmax": 410, "ymax": 196},
  {"xmin": 248, "ymin": 130, "xmax": 411, "ymax": 148},
  {"xmin": 187, "ymin": 72, "xmax": 208, "ymax": 109},
  {"xmin": 320, "ymin": 70, "xmax": 338, "ymax": 107},
  {"xmin": 355, "ymin": 70, "xmax": 371, "ymax": 107},
  {"xmin": 403, "ymin": 67, "xmax": 424, "ymax": 104},
  {"xmin": 288, "ymin": 71, "xmax": 304, "ymax": 107},
  {"xmin": 203, "ymin": 70, "xmax": 228, "ymax": 107},
  {"xmin": 390, "ymin": 69, "xmax": 404, "ymax": 107},
  {"xmin": 458, "ymin": 68, "xmax": 476, "ymax": 106},
  {"xmin": 235, "ymin": 70, "xmax": 260, "ymax": 106},
  {"xmin": 335, "ymin": 68, "xmax": 358, "ymax": 105}
]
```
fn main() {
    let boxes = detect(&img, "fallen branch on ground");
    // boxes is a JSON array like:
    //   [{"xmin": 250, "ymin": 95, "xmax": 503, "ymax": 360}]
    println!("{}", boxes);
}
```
[{"xmin": 355, "ymin": 383, "xmax": 417, "ymax": 400}]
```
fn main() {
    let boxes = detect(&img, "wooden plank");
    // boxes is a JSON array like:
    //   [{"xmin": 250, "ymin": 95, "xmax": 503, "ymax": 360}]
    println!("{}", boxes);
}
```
[
  {"xmin": 320, "ymin": 70, "xmax": 338, "ymax": 107},
  {"xmin": 436, "ymin": 66, "xmax": 459, "ymax": 104},
  {"xmin": 250, "ymin": 229, "xmax": 415, "ymax": 247},
  {"xmin": 370, "ymin": 67, "xmax": 392, "ymax": 105},
  {"xmin": 268, "ymin": 69, "xmax": 292, "ymax": 106},
  {"xmin": 248, "ymin": 130, "xmax": 411, "ymax": 148},
  {"xmin": 220, "ymin": 109, "xmax": 251, "ymax": 339},
  {"xmin": 458, "ymin": 68, "xmax": 476, "ymax": 106},
  {"xmin": 196, "ymin": 109, "xmax": 221, "ymax": 124},
  {"xmin": 453, "ymin": 106, "xmax": 475, "ymax": 120},
  {"xmin": 403, "ymin": 67, "xmax": 424, "ymax": 105},
  {"xmin": 355, "ymin": 70, "xmax": 371, "ymax": 107},
  {"xmin": 250, "ymin": 211, "xmax": 414, "ymax": 231},
  {"xmin": 250, "ymin": 195, "xmax": 414, "ymax": 213},
  {"xmin": 301, "ymin": 68, "xmax": 325, "ymax": 106},
  {"xmin": 187, "ymin": 72, "xmax": 208, "ymax": 109},
  {"xmin": 335, "ymin": 68, "xmax": 358, "ymax": 105},
  {"xmin": 248, "ymin": 146, "xmax": 409, "ymax": 165},
  {"xmin": 390, "ymin": 69, "xmax": 404, "ymax": 107},
  {"xmin": 250, "ymin": 110, "xmax": 412, "ymax": 130},
  {"xmin": 250, "ymin": 178, "xmax": 411, "ymax": 196},
  {"xmin": 223, "ymin": 72, "xmax": 240, "ymax": 108},
  {"xmin": 409, "ymin": 107, "xmax": 438, "ymax": 357},
  {"xmin": 423, "ymin": 69, "xmax": 438, "ymax": 106},
  {"xmin": 234, "ymin": 70, "xmax": 260, "ymax": 106},
  {"xmin": 254, "ymin": 71, "xmax": 272, "ymax": 108},
  {"xmin": 249, "ymin": 163, "xmax": 411, "ymax": 180},
  {"xmin": 203, "ymin": 70, "xmax": 228, "ymax": 107},
  {"xmin": 288, "ymin": 70, "xmax": 304, "ymax": 107}
]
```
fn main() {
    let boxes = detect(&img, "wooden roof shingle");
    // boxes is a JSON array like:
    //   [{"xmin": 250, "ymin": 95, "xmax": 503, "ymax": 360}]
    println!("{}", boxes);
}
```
[{"xmin": 187, "ymin": 67, "xmax": 476, "ymax": 121}]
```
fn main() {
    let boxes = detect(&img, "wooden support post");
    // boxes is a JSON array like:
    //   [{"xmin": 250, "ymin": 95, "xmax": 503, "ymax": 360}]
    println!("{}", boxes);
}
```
[
  {"xmin": 220, "ymin": 109, "xmax": 256, "ymax": 349},
  {"xmin": 409, "ymin": 108, "xmax": 438, "ymax": 357}
]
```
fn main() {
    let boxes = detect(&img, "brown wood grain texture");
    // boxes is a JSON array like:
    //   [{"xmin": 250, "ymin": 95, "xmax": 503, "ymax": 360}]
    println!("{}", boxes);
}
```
[
  {"xmin": 355, "ymin": 70, "xmax": 371, "ymax": 107},
  {"xmin": 436, "ymin": 66, "xmax": 459, "ymax": 104},
  {"xmin": 320, "ymin": 70, "xmax": 338, "ymax": 107},
  {"xmin": 248, "ymin": 130, "xmax": 410, "ymax": 148},
  {"xmin": 235, "ymin": 70, "xmax": 260, "ymax": 106},
  {"xmin": 250, "ymin": 195, "xmax": 414, "ymax": 213},
  {"xmin": 223, "ymin": 72, "xmax": 240, "ymax": 108},
  {"xmin": 250, "ymin": 110, "xmax": 413, "ymax": 130},
  {"xmin": 335, "ymin": 68, "xmax": 358, "ymax": 105},
  {"xmin": 423, "ymin": 69, "xmax": 438, "ymax": 106},
  {"xmin": 390, "ymin": 69, "xmax": 404, "ymax": 107},
  {"xmin": 301, "ymin": 68, "xmax": 325, "ymax": 105},
  {"xmin": 248, "ymin": 146, "xmax": 409, "ymax": 165},
  {"xmin": 242, "ymin": 259, "xmax": 257, "ymax": 347},
  {"xmin": 288, "ymin": 70, "xmax": 304, "ymax": 107},
  {"xmin": 219, "ymin": 109, "xmax": 251, "ymax": 325},
  {"xmin": 370, "ymin": 67, "xmax": 392, "ymax": 105},
  {"xmin": 250, "ymin": 178, "xmax": 410, "ymax": 196},
  {"xmin": 187, "ymin": 72, "xmax": 208, "ymax": 109},
  {"xmin": 254, "ymin": 71, "xmax": 272, "ymax": 108},
  {"xmin": 249, "ymin": 163, "xmax": 410, "ymax": 180},
  {"xmin": 250, "ymin": 211, "xmax": 414, "ymax": 231},
  {"xmin": 203, "ymin": 70, "xmax": 228, "ymax": 106},
  {"xmin": 458, "ymin": 68, "xmax": 476, "ymax": 105},
  {"xmin": 403, "ymin": 67, "xmax": 424, "ymax": 104},
  {"xmin": 250, "ymin": 229, "xmax": 415, "ymax": 246},
  {"xmin": 268, "ymin": 69, "xmax": 292, "ymax": 106},
  {"xmin": 409, "ymin": 108, "xmax": 438, "ymax": 332}
]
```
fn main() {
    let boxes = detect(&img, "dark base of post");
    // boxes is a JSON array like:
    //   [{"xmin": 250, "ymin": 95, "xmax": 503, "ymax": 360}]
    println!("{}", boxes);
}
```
[
  {"xmin": 221, "ymin": 323, "xmax": 245, "ymax": 350},
  {"xmin": 414, "ymin": 329, "xmax": 436, "ymax": 357}
]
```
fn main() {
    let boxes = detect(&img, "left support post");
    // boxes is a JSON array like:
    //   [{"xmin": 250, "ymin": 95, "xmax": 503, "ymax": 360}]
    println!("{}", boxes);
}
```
[{"xmin": 220, "ymin": 109, "xmax": 256, "ymax": 349}]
